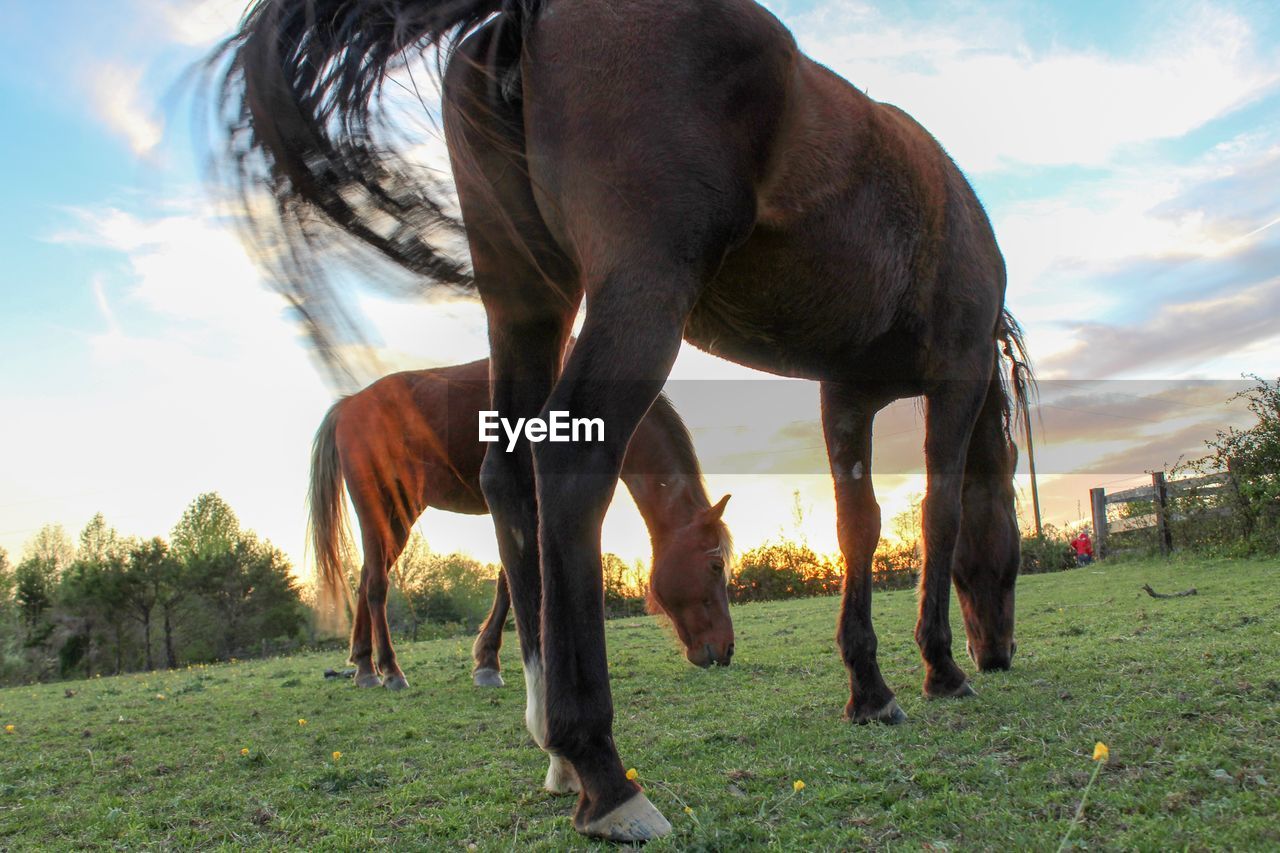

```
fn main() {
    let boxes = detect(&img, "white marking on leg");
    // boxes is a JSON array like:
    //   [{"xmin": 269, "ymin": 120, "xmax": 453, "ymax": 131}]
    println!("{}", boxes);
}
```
[
  {"xmin": 510, "ymin": 525, "xmax": 525, "ymax": 554},
  {"xmin": 544, "ymin": 754, "xmax": 581, "ymax": 794},
  {"xmin": 522, "ymin": 655, "xmax": 548, "ymax": 749},
  {"xmin": 851, "ymin": 461, "xmax": 864, "ymax": 480}
]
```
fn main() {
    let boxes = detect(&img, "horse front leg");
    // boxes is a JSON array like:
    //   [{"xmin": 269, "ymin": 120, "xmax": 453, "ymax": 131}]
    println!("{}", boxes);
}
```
[
  {"xmin": 478, "ymin": 311, "xmax": 579, "ymax": 797},
  {"xmin": 530, "ymin": 274, "xmax": 694, "ymax": 841},
  {"xmin": 917, "ymin": 376, "xmax": 990, "ymax": 699},
  {"xmin": 350, "ymin": 563, "xmax": 381, "ymax": 688},
  {"xmin": 472, "ymin": 569, "xmax": 511, "ymax": 687},
  {"xmin": 820, "ymin": 383, "xmax": 903, "ymax": 724}
]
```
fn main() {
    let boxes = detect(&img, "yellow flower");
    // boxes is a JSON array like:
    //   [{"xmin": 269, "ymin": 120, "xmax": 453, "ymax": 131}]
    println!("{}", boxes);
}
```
[
  {"xmin": 155, "ymin": 694, "xmax": 165, "ymax": 700},
  {"xmin": 4, "ymin": 725, "xmax": 14, "ymax": 733},
  {"xmin": 240, "ymin": 748, "xmax": 250, "ymax": 756},
  {"xmin": 1093, "ymin": 742, "xmax": 1109, "ymax": 762},
  {"xmin": 298, "ymin": 719, "xmax": 308, "ymax": 727},
  {"xmin": 332, "ymin": 751, "xmax": 343, "ymax": 761},
  {"xmin": 625, "ymin": 768, "xmax": 638, "ymax": 781},
  {"xmin": 683, "ymin": 806, "xmax": 694, "ymax": 815},
  {"xmin": 793, "ymin": 779, "xmax": 805, "ymax": 792}
]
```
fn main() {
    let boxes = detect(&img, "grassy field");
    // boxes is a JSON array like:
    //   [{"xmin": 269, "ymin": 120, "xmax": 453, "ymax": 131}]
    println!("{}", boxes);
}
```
[{"xmin": 2, "ymin": 557, "xmax": 1277, "ymax": 850}]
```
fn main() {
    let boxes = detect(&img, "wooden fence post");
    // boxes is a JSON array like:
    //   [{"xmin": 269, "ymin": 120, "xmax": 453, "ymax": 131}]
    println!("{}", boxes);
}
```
[
  {"xmin": 1152, "ymin": 471, "xmax": 1173, "ymax": 556},
  {"xmin": 1089, "ymin": 487, "xmax": 1108, "ymax": 559}
]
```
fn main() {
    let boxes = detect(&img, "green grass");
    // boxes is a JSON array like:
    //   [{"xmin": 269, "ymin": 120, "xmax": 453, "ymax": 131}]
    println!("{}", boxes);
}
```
[{"xmin": 2, "ymin": 557, "xmax": 1277, "ymax": 850}]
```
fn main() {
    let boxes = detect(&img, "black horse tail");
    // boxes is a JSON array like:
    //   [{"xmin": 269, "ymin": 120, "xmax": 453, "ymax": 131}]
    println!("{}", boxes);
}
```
[
  {"xmin": 206, "ymin": 0, "xmax": 539, "ymax": 384},
  {"xmin": 996, "ymin": 308, "xmax": 1036, "ymax": 442}
]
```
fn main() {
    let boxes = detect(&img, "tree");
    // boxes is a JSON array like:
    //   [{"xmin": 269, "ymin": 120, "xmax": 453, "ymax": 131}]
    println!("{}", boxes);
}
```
[
  {"xmin": 171, "ymin": 493, "xmax": 241, "ymax": 563},
  {"xmin": 188, "ymin": 533, "xmax": 305, "ymax": 657},
  {"xmin": 60, "ymin": 553, "xmax": 131, "ymax": 676},
  {"xmin": 122, "ymin": 538, "xmax": 181, "ymax": 671},
  {"xmin": 1194, "ymin": 375, "xmax": 1280, "ymax": 547},
  {"xmin": 14, "ymin": 524, "xmax": 75, "ymax": 636},
  {"xmin": 390, "ymin": 532, "xmax": 432, "ymax": 640},
  {"xmin": 0, "ymin": 547, "xmax": 13, "ymax": 619},
  {"xmin": 22, "ymin": 524, "xmax": 75, "ymax": 574}
]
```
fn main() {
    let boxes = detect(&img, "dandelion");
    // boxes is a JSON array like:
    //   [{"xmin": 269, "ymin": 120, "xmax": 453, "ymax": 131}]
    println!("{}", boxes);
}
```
[
  {"xmin": 1058, "ymin": 742, "xmax": 1110, "ymax": 852},
  {"xmin": 683, "ymin": 806, "xmax": 694, "ymax": 815},
  {"xmin": 155, "ymin": 694, "xmax": 166, "ymax": 701},
  {"xmin": 625, "ymin": 768, "xmax": 638, "ymax": 781},
  {"xmin": 332, "ymin": 751, "xmax": 342, "ymax": 761},
  {"xmin": 298, "ymin": 719, "xmax": 308, "ymax": 727},
  {"xmin": 4, "ymin": 725, "xmax": 14, "ymax": 733},
  {"xmin": 240, "ymin": 748, "xmax": 250, "ymax": 756},
  {"xmin": 793, "ymin": 779, "xmax": 805, "ymax": 792}
]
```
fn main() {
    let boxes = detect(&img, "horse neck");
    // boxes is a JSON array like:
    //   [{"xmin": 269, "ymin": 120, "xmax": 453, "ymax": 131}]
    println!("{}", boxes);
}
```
[{"xmin": 619, "ymin": 400, "xmax": 711, "ymax": 538}]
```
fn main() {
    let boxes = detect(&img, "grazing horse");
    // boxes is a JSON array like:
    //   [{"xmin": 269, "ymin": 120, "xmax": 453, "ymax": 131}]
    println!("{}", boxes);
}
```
[
  {"xmin": 214, "ymin": 0, "xmax": 1034, "ymax": 838},
  {"xmin": 309, "ymin": 358, "xmax": 735, "ymax": 690}
]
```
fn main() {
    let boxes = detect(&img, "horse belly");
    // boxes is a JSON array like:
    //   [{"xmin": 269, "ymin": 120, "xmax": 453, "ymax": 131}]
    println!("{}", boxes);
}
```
[{"xmin": 687, "ymin": 219, "xmax": 914, "ymax": 382}]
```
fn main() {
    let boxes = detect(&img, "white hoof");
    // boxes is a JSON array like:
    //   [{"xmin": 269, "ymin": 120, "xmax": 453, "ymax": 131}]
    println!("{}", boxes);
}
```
[
  {"xmin": 580, "ymin": 792, "xmax": 672, "ymax": 841},
  {"xmin": 544, "ymin": 755, "xmax": 581, "ymax": 795},
  {"xmin": 473, "ymin": 667, "xmax": 505, "ymax": 688},
  {"xmin": 354, "ymin": 672, "xmax": 382, "ymax": 689},
  {"xmin": 383, "ymin": 674, "xmax": 410, "ymax": 691}
]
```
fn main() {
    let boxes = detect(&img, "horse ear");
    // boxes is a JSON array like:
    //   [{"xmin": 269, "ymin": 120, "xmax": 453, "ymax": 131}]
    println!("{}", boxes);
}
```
[{"xmin": 706, "ymin": 494, "xmax": 731, "ymax": 522}]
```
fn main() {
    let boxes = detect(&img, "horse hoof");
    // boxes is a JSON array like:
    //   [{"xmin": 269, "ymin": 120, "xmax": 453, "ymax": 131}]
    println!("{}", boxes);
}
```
[
  {"xmin": 847, "ymin": 698, "xmax": 908, "ymax": 725},
  {"xmin": 544, "ymin": 755, "xmax": 581, "ymax": 795},
  {"xmin": 579, "ymin": 792, "xmax": 672, "ymax": 841},
  {"xmin": 383, "ymin": 674, "xmax": 410, "ymax": 691},
  {"xmin": 473, "ymin": 667, "xmax": 505, "ymax": 688},
  {"xmin": 354, "ymin": 673, "xmax": 382, "ymax": 689},
  {"xmin": 925, "ymin": 680, "xmax": 976, "ymax": 700}
]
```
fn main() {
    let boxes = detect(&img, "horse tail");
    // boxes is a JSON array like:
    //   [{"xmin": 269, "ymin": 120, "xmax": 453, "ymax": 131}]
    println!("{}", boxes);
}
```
[
  {"xmin": 207, "ymin": 0, "xmax": 541, "ymax": 383},
  {"xmin": 308, "ymin": 398, "xmax": 356, "ymax": 636},
  {"xmin": 996, "ymin": 308, "xmax": 1036, "ymax": 443}
]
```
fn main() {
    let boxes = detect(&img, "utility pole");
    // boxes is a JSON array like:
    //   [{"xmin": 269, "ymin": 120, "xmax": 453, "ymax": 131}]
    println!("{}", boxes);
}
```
[{"xmin": 1021, "ymin": 398, "xmax": 1043, "ymax": 538}]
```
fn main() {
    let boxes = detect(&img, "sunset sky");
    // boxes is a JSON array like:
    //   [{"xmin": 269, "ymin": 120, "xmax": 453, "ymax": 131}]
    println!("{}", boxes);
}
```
[{"xmin": 2, "ymin": 0, "xmax": 1278, "ymax": 573}]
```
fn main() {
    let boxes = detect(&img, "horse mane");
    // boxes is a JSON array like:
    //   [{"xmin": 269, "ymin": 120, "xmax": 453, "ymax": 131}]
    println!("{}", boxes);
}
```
[{"xmin": 645, "ymin": 393, "xmax": 735, "ymax": 576}]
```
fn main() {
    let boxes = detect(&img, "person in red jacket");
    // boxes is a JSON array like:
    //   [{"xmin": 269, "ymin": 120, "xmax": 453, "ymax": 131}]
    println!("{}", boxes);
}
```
[{"xmin": 1071, "ymin": 530, "xmax": 1094, "ymax": 566}]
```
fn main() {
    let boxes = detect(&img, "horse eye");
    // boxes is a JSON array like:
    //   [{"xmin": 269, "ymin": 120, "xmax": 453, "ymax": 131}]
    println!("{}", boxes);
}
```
[{"xmin": 709, "ymin": 560, "xmax": 725, "ymax": 574}]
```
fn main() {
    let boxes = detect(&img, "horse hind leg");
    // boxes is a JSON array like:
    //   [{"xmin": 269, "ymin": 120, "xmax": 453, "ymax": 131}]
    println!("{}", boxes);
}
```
[
  {"xmin": 916, "ymin": 373, "xmax": 991, "ymax": 700},
  {"xmin": 472, "ymin": 570, "xmax": 511, "ymax": 687},
  {"xmin": 363, "ymin": 529, "xmax": 411, "ymax": 691},
  {"xmin": 350, "ymin": 562, "xmax": 382, "ymax": 688},
  {"xmin": 953, "ymin": 370, "xmax": 1020, "ymax": 672}
]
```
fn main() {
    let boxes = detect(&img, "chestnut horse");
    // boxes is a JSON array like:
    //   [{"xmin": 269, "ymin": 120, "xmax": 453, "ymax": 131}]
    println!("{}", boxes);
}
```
[
  {"xmin": 215, "ymin": 0, "xmax": 1033, "ymax": 838},
  {"xmin": 309, "ymin": 358, "xmax": 734, "ymax": 690}
]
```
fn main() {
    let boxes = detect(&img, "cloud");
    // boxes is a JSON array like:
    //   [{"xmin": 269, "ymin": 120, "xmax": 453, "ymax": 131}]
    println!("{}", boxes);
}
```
[
  {"xmin": 86, "ymin": 63, "xmax": 165, "ymax": 156},
  {"xmin": 788, "ymin": 1, "xmax": 1280, "ymax": 172},
  {"xmin": 143, "ymin": 0, "xmax": 248, "ymax": 47},
  {"xmin": 1042, "ymin": 275, "xmax": 1280, "ymax": 378}
]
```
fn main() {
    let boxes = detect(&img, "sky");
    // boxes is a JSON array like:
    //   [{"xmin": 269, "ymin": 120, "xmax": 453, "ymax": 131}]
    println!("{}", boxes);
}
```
[{"xmin": 2, "ymin": 0, "xmax": 1278, "ymax": 574}]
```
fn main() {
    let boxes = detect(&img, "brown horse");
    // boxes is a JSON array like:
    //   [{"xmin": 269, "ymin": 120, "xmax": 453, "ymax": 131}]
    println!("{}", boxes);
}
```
[
  {"xmin": 309, "ymin": 358, "xmax": 734, "ymax": 690},
  {"xmin": 215, "ymin": 0, "xmax": 1033, "ymax": 838}
]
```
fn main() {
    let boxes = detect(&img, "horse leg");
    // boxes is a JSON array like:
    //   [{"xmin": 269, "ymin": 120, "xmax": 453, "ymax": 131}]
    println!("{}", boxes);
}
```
[
  {"xmin": 364, "ymin": 533, "xmax": 410, "ymax": 691},
  {"xmin": 953, "ymin": 368, "xmax": 1020, "ymax": 672},
  {"xmin": 478, "ymin": 312, "xmax": 578, "ymax": 796},
  {"xmin": 820, "ymin": 383, "xmax": 903, "ymax": 724},
  {"xmin": 350, "ymin": 563, "xmax": 381, "ymax": 688},
  {"xmin": 916, "ymin": 375, "xmax": 990, "ymax": 699},
  {"xmin": 472, "ymin": 569, "xmax": 511, "ymax": 687},
  {"xmin": 526, "ymin": 272, "xmax": 712, "ymax": 840}
]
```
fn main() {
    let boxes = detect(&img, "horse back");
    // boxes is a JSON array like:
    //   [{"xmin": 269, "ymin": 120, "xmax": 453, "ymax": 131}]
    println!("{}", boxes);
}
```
[{"xmin": 335, "ymin": 363, "xmax": 491, "ymax": 531}]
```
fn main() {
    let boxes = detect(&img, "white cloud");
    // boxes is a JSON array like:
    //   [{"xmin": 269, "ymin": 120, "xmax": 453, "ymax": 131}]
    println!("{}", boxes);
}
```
[
  {"xmin": 143, "ymin": 0, "xmax": 248, "ymax": 47},
  {"xmin": 85, "ymin": 63, "xmax": 165, "ymax": 157},
  {"xmin": 789, "ymin": 2, "xmax": 1279, "ymax": 172}
]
